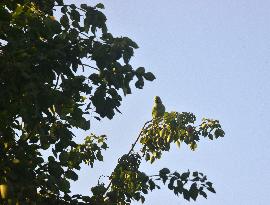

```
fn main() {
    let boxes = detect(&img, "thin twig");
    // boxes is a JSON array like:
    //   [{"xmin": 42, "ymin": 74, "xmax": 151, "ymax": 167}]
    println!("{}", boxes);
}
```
[
  {"xmin": 54, "ymin": 4, "xmax": 87, "ymax": 12},
  {"xmin": 79, "ymin": 32, "xmax": 91, "ymax": 39},
  {"xmin": 81, "ymin": 63, "xmax": 99, "ymax": 71},
  {"xmin": 53, "ymin": 74, "xmax": 60, "ymax": 90},
  {"xmin": 127, "ymin": 120, "xmax": 152, "ymax": 155},
  {"xmin": 103, "ymin": 119, "xmax": 152, "ymax": 195}
]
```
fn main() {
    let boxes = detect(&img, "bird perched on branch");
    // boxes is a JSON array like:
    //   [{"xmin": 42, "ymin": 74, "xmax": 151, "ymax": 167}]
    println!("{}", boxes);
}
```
[{"xmin": 152, "ymin": 96, "xmax": 165, "ymax": 119}]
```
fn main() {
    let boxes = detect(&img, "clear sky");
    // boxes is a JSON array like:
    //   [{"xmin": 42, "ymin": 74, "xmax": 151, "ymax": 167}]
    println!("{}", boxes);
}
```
[{"xmin": 64, "ymin": 0, "xmax": 270, "ymax": 204}]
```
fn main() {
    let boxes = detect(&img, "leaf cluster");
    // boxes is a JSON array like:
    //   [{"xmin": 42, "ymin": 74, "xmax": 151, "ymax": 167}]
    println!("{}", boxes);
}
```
[
  {"xmin": 0, "ymin": 0, "xmax": 155, "ymax": 203},
  {"xmin": 140, "ymin": 112, "xmax": 225, "ymax": 163},
  {"xmin": 98, "ymin": 110, "xmax": 224, "ymax": 204}
]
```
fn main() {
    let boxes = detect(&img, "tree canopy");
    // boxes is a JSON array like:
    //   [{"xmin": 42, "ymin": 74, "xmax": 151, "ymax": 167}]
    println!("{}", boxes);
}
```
[{"xmin": 0, "ymin": 1, "xmax": 225, "ymax": 204}]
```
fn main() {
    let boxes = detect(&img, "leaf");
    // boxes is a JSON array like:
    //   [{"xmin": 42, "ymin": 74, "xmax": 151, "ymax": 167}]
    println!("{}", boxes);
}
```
[
  {"xmin": 80, "ymin": 4, "xmax": 88, "ymax": 10},
  {"xmin": 149, "ymin": 180, "xmax": 156, "ymax": 191},
  {"xmin": 70, "ymin": 9, "xmax": 81, "ymax": 22},
  {"xmin": 207, "ymin": 186, "xmax": 216, "ymax": 193},
  {"xmin": 123, "ymin": 47, "xmax": 134, "ymax": 64},
  {"xmin": 150, "ymin": 156, "xmax": 155, "ymax": 164},
  {"xmin": 12, "ymin": 4, "xmax": 24, "ymax": 18},
  {"xmin": 65, "ymin": 170, "xmax": 78, "ymax": 181},
  {"xmin": 133, "ymin": 192, "xmax": 141, "ymax": 201},
  {"xmin": 159, "ymin": 168, "xmax": 170, "ymax": 175},
  {"xmin": 145, "ymin": 153, "xmax": 150, "ymax": 161},
  {"xmin": 183, "ymin": 189, "xmax": 190, "ymax": 201},
  {"xmin": 181, "ymin": 172, "xmax": 190, "ymax": 180},
  {"xmin": 143, "ymin": 72, "xmax": 156, "ymax": 81},
  {"xmin": 59, "ymin": 152, "xmax": 69, "ymax": 163},
  {"xmin": 70, "ymin": 4, "xmax": 76, "ymax": 9},
  {"xmin": 96, "ymin": 3, "xmax": 105, "ymax": 9},
  {"xmin": 190, "ymin": 142, "xmax": 197, "ymax": 151},
  {"xmin": 176, "ymin": 140, "xmax": 181, "ymax": 148},
  {"xmin": 168, "ymin": 178, "xmax": 174, "ymax": 190},
  {"xmin": 61, "ymin": 6, "xmax": 68, "ymax": 13},
  {"xmin": 94, "ymin": 116, "xmax": 101, "ymax": 121},
  {"xmin": 192, "ymin": 172, "xmax": 198, "ymax": 177},
  {"xmin": 135, "ymin": 78, "xmax": 144, "ymax": 89},
  {"xmin": 173, "ymin": 172, "xmax": 181, "ymax": 178},
  {"xmin": 177, "ymin": 180, "xmax": 183, "ymax": 188},
  {"xmin": 136, "ymin": 67, "xmax": 145, "ymax": 75},
  {"xmin": 200, "ymin": 190, "xmax": 207, "ymax": 198},
  {"xmin": 96, "ymin": 151, "xmax": 103, "ymax": 161},
  {"xmin": 60, "ymin": 15, "xmax": 69, "ymax": 28},
  {"xmin": 142, "ymin": 189, "xmax": 148, "ymax": 194},
  {"xmin": 141, "ymin": 196, "xmax": 145, "ymax": 203},
  {"xmin": 189, "ymin": 183, "xmax": 198, "ymax": 201},
  {"xmin": 58, "ymin": 178, "xmax": 71, "ymax": 193}
]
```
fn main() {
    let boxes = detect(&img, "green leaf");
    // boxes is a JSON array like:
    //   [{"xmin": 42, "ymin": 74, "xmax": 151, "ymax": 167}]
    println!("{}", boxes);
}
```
[
  {"xmin": 135, "ymin": 78, "xmax": 144, "ymax": 89},
  {"xmin": 70, "ymin": 9, "xmax": 81, "ymax": 22},
  {"xmin": 61, "ymin": 6, "xmax": 68, "ymax": 13},
  {"xmin": 189, "ymin": 183, "xmax": 198, "ymax": 201},
  {"xmin": 190, "ymin": 142, "xmax": 197, "ymax": 151},
  {"xmin": 123, "ymin": 47, "xmax": 134, "ymax": 64},
  {"xmin": 142, "ymin": 189, "xmax": 148, "ymax": 194},
  {"xmin": 60, "ymin": 15, "xmax": 69, "ymax": 28},
  {"xmin": 70, "ymin": 4, "xmax": 76, "ymax": 9},
  {"xmin": 58, "ymin": 178, "xmax": 71, "ymax": 193},
  {"xmin": 149, "ymin": 180, "xmax": 156, "ymax": 191},
  {"xmin": 96, "ymin": 151, "xmax": 103, "ymax": 161},
  {"xmin": 176, "ymin": 140, "xmax": 181, "ymax": 148},
  {"xmin": 193, "ymin": 171, "xmax": 198, "ymax": 177},
  {"xmin": 207, "ymin": 186, "xmax": 216, "ymax": 193},
  {"xmin": 159, "ymin": 168, "xmax": 170, "ymax": 175},
  {"xmin": 12, "ymin": 4, "xmax": 24, "ymax": 18},
  {"xmin": 173, "ymin": 172, "xmax": 181, "ymax": 178},
  {"xmin": 80, "ymin": 4, "xmax": 88, "ymax": 10},
  {"xmin": 141, "ymin": 196, "xmax": 145, "ymax": 203},
  {"xmin": 144, "ymin": 72, "xmax": 156, "ymax": 81},
  {"xmin": 168, "ymin": 179, "xmax": 174, "ymax": 190},
  {"xmin": 96, "ymin": 3, "xmax": 105, "ymax": 9},
  {"xmin": 65, "ymin": 170, "xmax": 78, "ymax": 181},
  {"xmin": 183, "ymin": 189, "xmax": 190, "ymax": 201},
  {"xmin": 200, "ymin": 190, "xmax": 207, "ymax": 198},
  {"xmin": 181, "ymin": 172, "xmax": 190, "ymax": 180},
  {"xmin": 136, "ymin": 67, "xmax": 145, "ymax": 75}
]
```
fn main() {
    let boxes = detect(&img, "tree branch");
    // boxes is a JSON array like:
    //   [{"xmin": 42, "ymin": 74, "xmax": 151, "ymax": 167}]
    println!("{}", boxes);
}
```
[
  {"xmin": 127, "ymin": 120, "xmax": 152, "ymax": 155},
  {"xmin": 103, "ymin": 119, "xmax": 152, "ymax": 195}
]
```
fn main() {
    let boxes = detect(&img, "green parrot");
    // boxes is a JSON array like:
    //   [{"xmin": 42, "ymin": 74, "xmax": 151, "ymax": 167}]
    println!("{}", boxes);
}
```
[{"xmin": 152, "ymin": 96, "xmax": 165, "ymax": 119}]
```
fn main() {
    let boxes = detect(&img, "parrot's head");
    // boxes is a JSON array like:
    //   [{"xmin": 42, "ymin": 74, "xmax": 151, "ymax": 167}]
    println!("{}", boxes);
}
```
[{"xmin": 154, "ymin": 96, "xmax": 162, "ymax": 104}]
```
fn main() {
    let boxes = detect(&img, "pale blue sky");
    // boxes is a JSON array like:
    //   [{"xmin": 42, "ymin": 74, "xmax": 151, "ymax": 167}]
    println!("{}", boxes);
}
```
[{"xmin": 64, "ymin": 1, "xmax": 270, "ymax": 204}]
